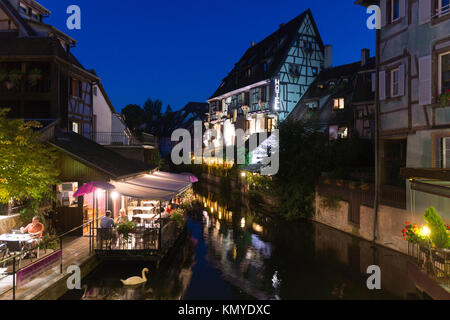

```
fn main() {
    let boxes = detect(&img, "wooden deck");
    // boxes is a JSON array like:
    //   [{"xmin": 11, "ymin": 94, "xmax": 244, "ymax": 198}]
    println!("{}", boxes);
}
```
[{"xmin": 0, "ymin": 236, "xmax": 93, "ymax": 300}]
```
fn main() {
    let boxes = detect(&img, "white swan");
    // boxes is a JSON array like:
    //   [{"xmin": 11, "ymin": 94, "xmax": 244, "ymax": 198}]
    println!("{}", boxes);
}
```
[{"xmin": 120, "ymin": 268, "xmax": 149, "ymax": 286}]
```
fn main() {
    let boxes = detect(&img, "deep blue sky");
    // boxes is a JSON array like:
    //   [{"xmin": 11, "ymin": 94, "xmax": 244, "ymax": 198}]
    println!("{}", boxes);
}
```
[{"xmin": 39, "ymin": 0, "xmax": 375, "ymax": 112}]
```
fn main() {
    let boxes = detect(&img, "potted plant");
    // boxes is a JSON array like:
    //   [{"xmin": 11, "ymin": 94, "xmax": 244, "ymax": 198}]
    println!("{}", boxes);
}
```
[
  {"xmin": 28, "ymin": 68, "xmax": 43, "ymax": 87},
  {"xmin": 6, "ymin": 69, "xmax": 23, "ymax": 89},
  {"xmin": 438, "ymin": 90, "xmax": 450, "ymax": 108},
  {"xmin": 336, "ymin": 179, "xmax": 344, "ymax": 187},
  {"xmin": 170, "ymin": 208, "xmax": 186, "ymax": 228},
  {"xmin": 348, "ymin": 181, "xmax": 357, "ymax": 190},
  {"xmin": 9, "ymin": 69, "xmax": 23, "ymax": 82},
  {"xmin": 116, "ymin": 221, "xmax": 137, "ymax": 242}
]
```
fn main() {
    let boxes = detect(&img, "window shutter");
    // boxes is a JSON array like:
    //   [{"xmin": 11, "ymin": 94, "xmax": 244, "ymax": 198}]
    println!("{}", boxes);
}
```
[
  {"xmin": 419, "ymin": 0, "xmax": 431, "ymax": 25},
  {"xmin": 399, "ymin": 0, "xmax": 406, "ymax": 18},
  {"xmin": 419, "ymin": 55, "xmax": 432, "ymax": 105},
  {"xmin": 379, "ymin": 71, "xmax": 386, "ymax": 100},
  {"xmin": 371, "ymin": 72, "xmax": 376, "ymax": 92},
  {"xmin": 380, "ymin": 0, "xmax": 387, "ymax": 27},
  {"xmin": 398, "ymin": 64, "xmax": 405, "ymax": 96}
]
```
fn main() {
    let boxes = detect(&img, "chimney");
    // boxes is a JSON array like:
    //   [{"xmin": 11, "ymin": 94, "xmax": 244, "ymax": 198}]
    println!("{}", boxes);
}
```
[
  {"xmin": 251, "ymin": 41, "xmax": 255, "ymax": 47},
  {"xmin": 361, "ymin": 48, "xmax": 370, "ymax": 66},
  {"xmin": 324, "ymin": 45, "xmax": 332, "ymax": 69}
]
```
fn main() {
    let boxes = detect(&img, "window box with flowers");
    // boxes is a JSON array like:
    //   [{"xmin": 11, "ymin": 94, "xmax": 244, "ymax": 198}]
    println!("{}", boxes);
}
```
[
  {"xmin": 403, "ymin": 207, "xmax": 450, "ymax": 285},
  {"xmin": 438, "ymin": 90, "xmax": 450, "ymax": 108}
]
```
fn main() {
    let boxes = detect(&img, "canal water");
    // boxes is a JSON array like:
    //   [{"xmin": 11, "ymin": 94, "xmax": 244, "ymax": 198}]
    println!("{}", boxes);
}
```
[{"xmin": 60, "ymin": 182, "xmax": 419, "ymax": 300}]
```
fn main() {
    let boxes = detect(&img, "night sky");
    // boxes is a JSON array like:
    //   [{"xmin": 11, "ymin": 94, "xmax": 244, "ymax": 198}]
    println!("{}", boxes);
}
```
[{"xmin": 39, "ymin": 0, "xmax": 375, "ymax": 112}]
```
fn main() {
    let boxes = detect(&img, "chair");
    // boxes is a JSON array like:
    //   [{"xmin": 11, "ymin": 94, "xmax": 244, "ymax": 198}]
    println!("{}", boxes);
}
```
[
  {"xmin": 25, "ymin": 232, "xmax": 42, "ymax": 261},
  {"xmin": 143, "ymin": 229, "xmax": 158, "ymax": 250},
  {"xmin": 97, "ymin": 228, "xmax": 115, "ymax": 250},
  {"xmin": 133, "ymin": 227, "xmax": 146, "ymax": 249},
  {"xmin": 3, "ymin": 241, "xmax": 25, "ymax": 268},
  {"xmin": 0, "ymin": 242, "xmax": 7, "ymax": 265}
]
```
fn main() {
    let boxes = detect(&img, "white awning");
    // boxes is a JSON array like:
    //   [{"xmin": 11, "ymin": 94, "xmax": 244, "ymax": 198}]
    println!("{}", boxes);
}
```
[{"xmin": 111, "ymin": 171, "xmax": 192, "ymax": 201}]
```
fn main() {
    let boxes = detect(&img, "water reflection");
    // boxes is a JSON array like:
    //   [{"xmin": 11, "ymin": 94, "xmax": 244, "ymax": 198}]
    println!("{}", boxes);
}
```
[
  {"xmin": 62, "ymin": 181, "xmax": 419, "ymax": 300},
  {"xmin": 189, "ymin": 182, "xmax": 419, "ymax": 300},
  {"xmin": 61, "ymin": 232, "xmax": 196, "ymax": 300}
]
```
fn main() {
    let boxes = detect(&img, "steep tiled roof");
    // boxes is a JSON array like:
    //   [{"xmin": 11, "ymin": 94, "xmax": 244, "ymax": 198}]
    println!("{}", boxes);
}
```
[
  {"xmin": 289, "ymin": 57, "xmax": 375, "ymax": 122},
  {"xmin": 50, "ymin": 131, "xmax": 156, "ymax": 179},
  {"xmin": 209, "ymin": 9, "xmax": 323, "ymax": 99},
  {"xmin": 160, "ymin": 102, "xmax": 209, "ymax": 137}
]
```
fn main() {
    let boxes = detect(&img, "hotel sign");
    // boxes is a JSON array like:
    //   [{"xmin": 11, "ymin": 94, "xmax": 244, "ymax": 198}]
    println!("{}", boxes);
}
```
[{"xmin": 274, "ymin": 77, "xmax": 280, "ymax": 111}]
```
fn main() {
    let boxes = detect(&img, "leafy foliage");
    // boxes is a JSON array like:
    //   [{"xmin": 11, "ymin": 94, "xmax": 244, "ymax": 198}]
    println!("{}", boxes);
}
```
[
  {"xmin": 272, "ymin": 119, "xmax": 330, "ymax": 219},
  {"xmin": 0, "ymin": 109, "xmax": 59, "ymax": 206},
  {"xmin": 170, "ymin": 209, "xmax": 186, "ymax": 227},
  {"xmin": 116, "ymin": 221, "xmax": 137, "ymax": 241},
  {"xmin": 122, "ymin": 104, "xmax": 145, "ymax": 133},
  {"xmin": 272, "ymin": 119, "xmax": 374, "ymax": 220},
  {"xmin": 402, "ymin": 222, "xmax": 426, "ymax": 244},
  {"xmin": 424, "ymin": 207, "xmax": 450, "ymax": 249}
]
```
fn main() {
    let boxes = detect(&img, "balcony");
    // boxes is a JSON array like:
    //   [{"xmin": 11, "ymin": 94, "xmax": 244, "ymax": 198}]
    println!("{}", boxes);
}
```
[
  {"xmin": 249, "ymin": 102, "xmax": 269, "ymax": 113},
  {"xmin": 95, "ymin": 132, "xmax": 133, "ymax": 146},
  {"xmin": 0, "ymin": 79, "xmax": 51, "ymax": 94}
]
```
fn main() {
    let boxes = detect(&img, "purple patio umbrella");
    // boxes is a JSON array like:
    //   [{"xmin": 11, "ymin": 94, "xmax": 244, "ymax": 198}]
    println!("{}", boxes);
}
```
[
  {"xmin": 180, "ymin": 173, "xmax": 199, "ymax": 183},
  {"xmin": 74, "ymin": 181, "xmax": 115, "ymax": 197}
]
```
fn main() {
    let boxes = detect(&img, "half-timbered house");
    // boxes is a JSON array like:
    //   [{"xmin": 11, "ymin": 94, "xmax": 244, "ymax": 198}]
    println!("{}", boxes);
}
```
[
  {"xmin": 0, "ymin": 0, "xmax": 98, "ymax": 139},
  {"xmin": 206, "ymin": 9, "xmax": 326, "ymax": 164},
  {"xmin": 289, "ymin": 49, "xmax": 376, "ymax": 140},
  {"xmin": 357, "ymin": 0, "xmax": 450, "ymax": 219}
]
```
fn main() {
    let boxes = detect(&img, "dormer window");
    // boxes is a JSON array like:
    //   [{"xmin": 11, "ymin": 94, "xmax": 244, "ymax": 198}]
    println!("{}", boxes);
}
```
[
  {"xmin": 31, "ymin": 11, "xmax": 40, "ymax": 21},
  {"xmin": 19, "ymin": 4, "xmax": 29, "ymax": 16}
]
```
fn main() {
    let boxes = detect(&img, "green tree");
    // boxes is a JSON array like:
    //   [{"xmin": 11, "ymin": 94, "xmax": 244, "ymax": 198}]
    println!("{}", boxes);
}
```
[
  {"xmin": 143, "ymin": 99, "xmax": 163, "ymax": 135},
  {"xmin": 0, "ymin": 109, "xmax": 59, "ymax": 211},
  {"xmin": 165, "ymin": 104, "xmax": 173, "ymax": 115},
  {"xmin": 122, "ymin": 104, "xmax": 145, "ymax": 133},
  {"xmin": 273, "ymin": 119, "xmax": 330, "ymax": 219}
]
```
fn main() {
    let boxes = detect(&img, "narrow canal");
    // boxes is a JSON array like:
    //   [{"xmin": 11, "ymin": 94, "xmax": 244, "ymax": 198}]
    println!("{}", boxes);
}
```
[{"xmin": 60, "ymin": 182, "xmax": 419, "ymax": 300}]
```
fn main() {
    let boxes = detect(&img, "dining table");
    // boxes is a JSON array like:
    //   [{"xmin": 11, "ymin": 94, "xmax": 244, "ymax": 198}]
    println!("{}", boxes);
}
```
[{"xmin": 0, "ymin": 233, "xmax": 32, "ymax": 243}]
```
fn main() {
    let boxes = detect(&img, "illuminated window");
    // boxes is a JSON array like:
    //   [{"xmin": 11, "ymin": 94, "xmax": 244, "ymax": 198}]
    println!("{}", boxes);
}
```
[
  {"xmin": 391, "ymin": 68, "xmax": 399, "ymax": 97},
  {"xmin": 267, "ymin": 118, "xmax": 273, "ymax": 132},
  {"xmin": 338, "ymin": 127, "xmax": 349, "ymax": 139},
  {"xmin": 72, "ymin": 122, "xmax": 79, "ymax": 134},
  {"xmin": 333, "ymin": 98, "xmax": 345, "ymax": 110}
]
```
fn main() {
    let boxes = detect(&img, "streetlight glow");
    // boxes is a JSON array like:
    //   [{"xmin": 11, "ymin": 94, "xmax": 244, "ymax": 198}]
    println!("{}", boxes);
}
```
[{"xmin": 422, "ymin": 226, "xmax": 431, "ymax": 237}]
